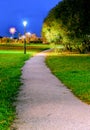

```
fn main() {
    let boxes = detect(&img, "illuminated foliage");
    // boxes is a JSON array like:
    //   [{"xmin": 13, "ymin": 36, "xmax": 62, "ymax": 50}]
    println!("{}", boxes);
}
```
[{"xmin": 42, "ymin": 0, "xmax": 90, "ymax": 53}]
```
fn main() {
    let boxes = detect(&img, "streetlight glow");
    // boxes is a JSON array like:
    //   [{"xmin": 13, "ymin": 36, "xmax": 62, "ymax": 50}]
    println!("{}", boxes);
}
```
[
  {"xmin": 23, "ymin": 21, "xmax": 27, "ymax": 27},
  {"xmin": 9, "ymin": 27, "xmax": 16, "ymax": 34},
  {"xmin": 9, "ymin": 27, "xmax": 16, "ymax": 38}
]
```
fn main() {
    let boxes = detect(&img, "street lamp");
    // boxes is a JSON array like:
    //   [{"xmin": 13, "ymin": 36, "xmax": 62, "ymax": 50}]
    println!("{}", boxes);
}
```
[
  {"xmin": 23, "ymin": 21, "xmax": 27, "ymax": 54},
  {"xmin": 9, "ymin": 27, "xmax": 16, "ymax": 38}
]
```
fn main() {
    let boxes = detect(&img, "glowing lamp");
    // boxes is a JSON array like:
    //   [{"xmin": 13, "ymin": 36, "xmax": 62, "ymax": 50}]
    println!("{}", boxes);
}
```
[
  {"xmin": 9, "ymin": 27, "xmax": 16, "ymax": 34},
  {"xmin": 23, "ymin": 21, "xmax": 27, "ymax": 27}
]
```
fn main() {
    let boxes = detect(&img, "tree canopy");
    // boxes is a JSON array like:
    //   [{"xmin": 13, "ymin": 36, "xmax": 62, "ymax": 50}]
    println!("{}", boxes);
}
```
[{"xmin": 41, "ymin": 0, "xmax": 90, "ymax": 53}]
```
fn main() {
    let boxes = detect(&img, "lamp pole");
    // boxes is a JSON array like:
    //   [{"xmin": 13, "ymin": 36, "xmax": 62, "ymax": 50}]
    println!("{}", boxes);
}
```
[{"xmin": 23, "ymin": 21, "xmax": 27, "ymax": 54}]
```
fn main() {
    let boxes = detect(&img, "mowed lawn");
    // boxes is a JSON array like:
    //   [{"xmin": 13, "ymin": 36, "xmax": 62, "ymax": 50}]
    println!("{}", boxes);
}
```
[
  {"xmin": 46, "ymin": 53, "xmax": 90, "ymax": 104},
  {"xmin": 0, "ymin": 53, "xmax": 30, "ymax": 130},
  {"xmin": 0, "ymin": 43, "xmax": 50, "ymax": 130}
]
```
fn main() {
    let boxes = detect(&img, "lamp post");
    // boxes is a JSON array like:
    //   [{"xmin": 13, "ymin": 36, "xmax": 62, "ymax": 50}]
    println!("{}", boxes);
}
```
[{"xmin": 23, "ymin": 21, "xmax": 27, "ymax": 54}]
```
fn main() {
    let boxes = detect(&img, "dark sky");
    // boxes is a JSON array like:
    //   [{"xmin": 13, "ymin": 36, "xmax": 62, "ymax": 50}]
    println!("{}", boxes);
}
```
[{"xmin": 0, "ymin": 0, "xmax": 61, "ymax": 37}]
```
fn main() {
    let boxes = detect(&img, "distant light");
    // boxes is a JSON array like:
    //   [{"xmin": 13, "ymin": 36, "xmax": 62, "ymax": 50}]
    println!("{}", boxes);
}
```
[
  {"xmin": 19, "ymin": 35, "xmax": 26, "ymax": 39},
  {"xmin": 23, "ymin": 21, "xmax": 27, "ymax": 27},
  {"xmin": 26, "ymin": 32, "xmax": 31, "ymax": 36},
  {"xmin": 10, "ymin": 37, "xmax": 13, "ymax": 39},
  {"xmin": 9, "ymin": 27, "xmax": 16, "ymax": 34}
]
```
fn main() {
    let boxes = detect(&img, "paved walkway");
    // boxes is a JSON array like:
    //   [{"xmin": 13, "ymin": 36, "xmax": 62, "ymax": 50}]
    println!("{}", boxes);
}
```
[{"xmin": 12, "ymin": 51, "xmax": 90, "ymax": 130}]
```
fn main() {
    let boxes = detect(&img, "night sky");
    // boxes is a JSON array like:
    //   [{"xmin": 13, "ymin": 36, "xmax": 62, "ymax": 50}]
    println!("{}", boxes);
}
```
[{"xmin": 0, "ymin": 0, "xmax": 61, "ymax": 37}]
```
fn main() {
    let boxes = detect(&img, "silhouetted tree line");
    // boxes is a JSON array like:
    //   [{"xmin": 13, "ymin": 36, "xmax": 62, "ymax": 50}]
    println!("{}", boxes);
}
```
[{"xmin": 42, "ymin": 0, "xmax": 90, "ymax": 53}]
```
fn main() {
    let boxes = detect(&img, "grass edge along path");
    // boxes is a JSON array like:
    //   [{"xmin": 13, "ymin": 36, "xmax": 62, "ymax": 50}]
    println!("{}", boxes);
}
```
[
  {"xmin": 0, "ymin": 53, "xmax": 30, "ymax": 130},
  {"xmin": 46, "ymin": 52, "xmax": 90, "ymax": 104},
  {"xmin": 0, "ymin": 43, "xmax": 49, "ymax": 130}
]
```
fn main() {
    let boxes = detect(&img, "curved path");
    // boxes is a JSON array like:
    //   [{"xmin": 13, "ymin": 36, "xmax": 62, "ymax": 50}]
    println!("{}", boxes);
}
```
[{"xmin": 12, "ymin": 51, "xmax": 90, "ymax": 130}]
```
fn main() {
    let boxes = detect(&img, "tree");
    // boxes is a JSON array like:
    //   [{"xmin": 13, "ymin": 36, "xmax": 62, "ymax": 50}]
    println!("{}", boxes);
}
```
[{"xmin": 41, "ymin": 0, "xmax": 90, "ymax": 53}]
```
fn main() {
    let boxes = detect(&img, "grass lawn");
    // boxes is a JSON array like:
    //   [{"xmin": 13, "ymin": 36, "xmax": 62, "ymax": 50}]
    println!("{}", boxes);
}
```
[
  {"xmin": 0, "ymin": 52, "xmax": 30, "ymax": 130},
  {"xmin": 0, "ymin": 43, "xmax": 50, "ymax": 130},
  {"xmin": 0, "ymin": 43, "xmax": 50, "ymax": 52},
  {"xmin": 46, "ymin": 52, "xmax": 90, "ymax": 104}
]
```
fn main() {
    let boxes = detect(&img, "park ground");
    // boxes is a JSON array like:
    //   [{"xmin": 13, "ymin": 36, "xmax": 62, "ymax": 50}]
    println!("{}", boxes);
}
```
[{"xmin": 0, "ymin": 43, "xmax": 90, "ymax": 129}]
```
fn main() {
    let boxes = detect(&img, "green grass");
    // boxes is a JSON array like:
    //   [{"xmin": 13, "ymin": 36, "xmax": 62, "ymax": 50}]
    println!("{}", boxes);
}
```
[
  {"xmin": 0, "ymin": 43, "xmax": 50, "ymax": 130},
  {"xmin": 0, "ymin": 53, "xmax": 30, "ymax": 130},
  {"xmin": 46, "ymin": 53, "xmax": 90, "ymax": 104},
  {"xmin": 0, "ymin": 43, "xmax": 50, "ymax": 52}
]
